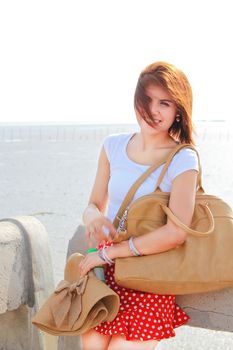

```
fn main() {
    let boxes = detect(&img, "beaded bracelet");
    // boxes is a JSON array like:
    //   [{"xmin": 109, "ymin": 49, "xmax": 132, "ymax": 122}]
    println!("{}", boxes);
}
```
[
  {"xmin": 97, "ymin": 249, "xmax": 105, "ymax": 263},
  {"xmin": 98, "ymin": 246, "xmax": 114, "ymax": 265},
  {"xmin": 128, "ymin": 237, "xmax": 143, "ymax": 256},
  {"xmin": 102, "ymin": 247, "xmax": 114, "ymax": 265}
]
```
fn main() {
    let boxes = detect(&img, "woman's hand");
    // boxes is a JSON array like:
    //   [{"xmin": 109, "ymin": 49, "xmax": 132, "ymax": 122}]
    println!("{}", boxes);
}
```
[
  {"xmin": 79, "ymin": 251, "xmax": 107, "ymax": 278},
  {"xmin": 86, "ymin": 214, "xmax": 118, "ymax": 244}
]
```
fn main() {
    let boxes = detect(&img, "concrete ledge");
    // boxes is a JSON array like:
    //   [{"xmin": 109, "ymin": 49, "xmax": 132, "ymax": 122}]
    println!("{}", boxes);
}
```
[
  {"xmin": 0, "ymin": 216, "xmax": 57, "ymax": 350},
  {"xmin": 176, "ymin": 288, "xmax": 233, "ymax": 332}
]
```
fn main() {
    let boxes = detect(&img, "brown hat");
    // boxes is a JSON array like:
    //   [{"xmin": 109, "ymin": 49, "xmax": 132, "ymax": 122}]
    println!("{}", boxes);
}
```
[{"xmin": 32, "ymin": 253, "xmax": 120, "ymax": 336}]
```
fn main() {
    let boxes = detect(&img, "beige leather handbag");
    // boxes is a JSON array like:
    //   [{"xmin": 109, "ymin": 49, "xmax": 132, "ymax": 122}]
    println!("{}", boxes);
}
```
[{"xmin": 113, "ymin": 144, "xmax": 233, "ymax": 295}]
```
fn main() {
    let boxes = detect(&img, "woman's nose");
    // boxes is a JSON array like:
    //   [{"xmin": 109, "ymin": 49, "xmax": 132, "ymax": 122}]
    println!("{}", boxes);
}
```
[{"xmin": 150, "ymin": 101, "xmax": 160, "ymax": 115}]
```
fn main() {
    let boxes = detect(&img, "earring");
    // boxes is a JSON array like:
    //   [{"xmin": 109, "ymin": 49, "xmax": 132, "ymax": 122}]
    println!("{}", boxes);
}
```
[{"xmin": 176, "ymin": 113, "xmax": 181, "ymax": 122}]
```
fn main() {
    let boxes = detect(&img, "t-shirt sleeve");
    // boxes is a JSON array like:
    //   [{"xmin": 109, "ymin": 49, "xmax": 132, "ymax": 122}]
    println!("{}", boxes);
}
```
[
  {"xmin": 103, "ymin": 134, "xmax": 112, "ymax": 162},
  {"xmin": 102, "ymin": 133, "xmax": 120, "ymax": 163},
  {"xmin": 168, "ymin": 148, "xmax": 199, "ymax": 182}
]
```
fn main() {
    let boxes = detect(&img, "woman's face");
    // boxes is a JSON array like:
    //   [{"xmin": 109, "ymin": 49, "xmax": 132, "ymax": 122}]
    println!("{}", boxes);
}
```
[{"xmin": 136, "ymin": 84, "xmax": 177, "ymax": 134}]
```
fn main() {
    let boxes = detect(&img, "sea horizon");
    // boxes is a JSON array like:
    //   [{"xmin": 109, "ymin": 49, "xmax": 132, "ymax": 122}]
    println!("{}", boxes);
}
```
[
  {"xmin": 0, "ymin": 119, "xmax": 229, "ymax": 127},
  {"xmin": 0, "ymin": 120, "xmax": 231, "ymax": 143}
]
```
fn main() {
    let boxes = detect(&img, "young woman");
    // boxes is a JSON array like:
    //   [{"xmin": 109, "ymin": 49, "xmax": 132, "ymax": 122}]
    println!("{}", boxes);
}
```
[{"xmin": 79, "ymin": 61, "xmax": 199, "ymax": 350}]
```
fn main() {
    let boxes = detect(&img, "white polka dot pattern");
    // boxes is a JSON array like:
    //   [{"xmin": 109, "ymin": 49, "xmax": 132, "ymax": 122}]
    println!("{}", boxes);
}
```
[{"xmin": 94, "ymin": 255, "xmax": 190, "ymax": 342}]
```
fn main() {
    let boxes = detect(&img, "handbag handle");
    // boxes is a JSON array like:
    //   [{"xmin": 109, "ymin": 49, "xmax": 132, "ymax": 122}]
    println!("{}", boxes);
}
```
[
  {"xmin": 113, "ymin": 143, "xmax": 203, "ymax": 229},
  {"xmin": 160, "ymin": 203, "xmax": 215, "ymax": 237}
]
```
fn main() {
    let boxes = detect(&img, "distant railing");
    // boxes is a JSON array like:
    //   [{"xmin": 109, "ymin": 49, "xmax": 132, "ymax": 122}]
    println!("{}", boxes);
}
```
[
  {"xmin": 0, "ymin": 122, "xmax": 231, "ymax": 143},
  {"xmin": 0, "ymin": 124, "xmax": 138, "ymax": 142}
]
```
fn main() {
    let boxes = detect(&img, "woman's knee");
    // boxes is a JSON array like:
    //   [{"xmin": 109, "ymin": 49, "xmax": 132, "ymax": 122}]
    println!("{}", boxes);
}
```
[
  {"xmin": 107, "ymin": 335, "xmax": 158, "ymax": 350},
  {"xmin": 81, "ymin": 329, "xmax": 111, "ymax": 350}
]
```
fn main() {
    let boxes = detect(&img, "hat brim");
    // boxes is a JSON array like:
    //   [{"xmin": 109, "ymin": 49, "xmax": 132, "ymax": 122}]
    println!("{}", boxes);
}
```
[{"xmin": 32, "ymin": 253, "xmax": 119, "ymax": 335}]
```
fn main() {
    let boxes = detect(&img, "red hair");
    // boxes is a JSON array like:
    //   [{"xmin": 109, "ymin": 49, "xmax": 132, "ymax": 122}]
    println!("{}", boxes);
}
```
[{"xmin": 134, "ymin": 61, "xmax": 195, "ymax": 144}]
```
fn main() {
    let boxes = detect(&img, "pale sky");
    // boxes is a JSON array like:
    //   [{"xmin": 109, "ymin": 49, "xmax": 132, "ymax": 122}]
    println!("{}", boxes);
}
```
[{"xmin": 0, "ymin": 0, "xmax": 232, "ymax": 124}]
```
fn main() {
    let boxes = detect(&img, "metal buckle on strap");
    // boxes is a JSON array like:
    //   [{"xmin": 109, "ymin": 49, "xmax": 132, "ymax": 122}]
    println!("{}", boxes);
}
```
[
  {"xmin": 117, "ymin": 229, "xmax": 128, "ymax": 236},
  {"xmin": 117, "ymin": 206, "xmax": 129, "ymax": 233}
]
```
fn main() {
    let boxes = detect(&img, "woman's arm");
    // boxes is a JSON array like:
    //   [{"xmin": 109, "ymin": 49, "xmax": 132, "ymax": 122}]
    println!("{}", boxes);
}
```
[
  {"xmin": 79, "ymin": 169, "xmax": 198, "ymax": 277},
  {"xmin": 82, "ymin": 146, "xmax": 117, "ymax": 242},
  {"xmin": 83, "ymin": 146, "xmax": 110, "ymax": 221},
  {"xmin": 107, "ymin": 169, "xmax": 198, "ymax": 258}
]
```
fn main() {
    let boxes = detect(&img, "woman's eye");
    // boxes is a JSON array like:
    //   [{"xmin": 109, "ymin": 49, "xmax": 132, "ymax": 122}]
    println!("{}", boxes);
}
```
[{"xmin": 160, "ymin": 101, "xmax": 170, "ymax": 107}]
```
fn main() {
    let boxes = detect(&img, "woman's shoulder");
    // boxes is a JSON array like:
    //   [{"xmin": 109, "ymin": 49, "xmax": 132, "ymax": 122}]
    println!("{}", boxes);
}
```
[
  {"xmin": 102, "ymin": 133, "xmax": 132, "ymax": 162},
  {"xmin": 103, "ymin": 132, "xmax": 132, "ymax": 143},
  {"xmin": 103, "ymin": 132, "xmax": 132, "ymax": 150},
  {"xmin": 168, "ymin": 146, "xmax": 199, "ymax": 181},
  {"xmin": 174, "ymin": 146, "xmax": 199, "ymax": 161}
]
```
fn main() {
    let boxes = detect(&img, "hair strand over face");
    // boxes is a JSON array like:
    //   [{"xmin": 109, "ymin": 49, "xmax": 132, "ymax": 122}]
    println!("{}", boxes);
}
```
[{"xmin": 134, "ymin": 61, "xmax": 195, "ymax": 144}]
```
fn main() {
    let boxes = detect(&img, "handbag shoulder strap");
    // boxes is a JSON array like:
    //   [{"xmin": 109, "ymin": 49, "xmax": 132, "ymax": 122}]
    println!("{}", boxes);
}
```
[
  {"xmin": 154, "ymin": 143, "xmax": 203, "ymax": 191},
  {"xmin": 113, "ymin": 143, "xmax": 202, "ymax": 228}
]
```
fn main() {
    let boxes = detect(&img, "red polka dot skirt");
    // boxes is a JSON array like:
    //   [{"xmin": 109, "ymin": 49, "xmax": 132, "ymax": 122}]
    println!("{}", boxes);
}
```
[{"xmin": 95, "ymin": 244, "xmax": 190, "ymax": 341}]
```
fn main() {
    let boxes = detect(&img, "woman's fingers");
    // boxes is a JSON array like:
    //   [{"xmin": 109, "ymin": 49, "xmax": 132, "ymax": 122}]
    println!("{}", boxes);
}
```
[
  {"xmin": 86, "ymin": 217, "xmax": 118, "ymax": 242},
  {"xmin": 86, "ymin": 225, "xmax": 99, "ymax": 241},
  {"xmin": 102, "ymin": 220, "xmax": 118, "ymax": 241}
]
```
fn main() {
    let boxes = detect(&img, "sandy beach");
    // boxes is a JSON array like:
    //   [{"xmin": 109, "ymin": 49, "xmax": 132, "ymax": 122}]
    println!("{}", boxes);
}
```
[{"xmin": 0, "ymin": 121, "xmax": 233, "ymax": 349}]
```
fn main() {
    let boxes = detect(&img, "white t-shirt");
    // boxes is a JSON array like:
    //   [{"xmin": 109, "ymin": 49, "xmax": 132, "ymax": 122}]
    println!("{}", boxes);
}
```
[{"xmin": 103, "ymin": 133, "xmax": 199, "ymax": 222}]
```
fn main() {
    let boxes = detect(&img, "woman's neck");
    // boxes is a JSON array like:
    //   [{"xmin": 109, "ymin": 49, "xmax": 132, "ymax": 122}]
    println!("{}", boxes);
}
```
[{"xmin": 136, "ymin": 132, "xmax": 177, "ymax": 151}]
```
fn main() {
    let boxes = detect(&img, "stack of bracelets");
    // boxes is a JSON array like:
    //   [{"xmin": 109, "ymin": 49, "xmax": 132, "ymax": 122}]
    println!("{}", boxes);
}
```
[
  {"xmin": 98, "ymin": 246, "xmax": 114, "ymax": 265},
  {"xmin": 98, "ymin": 237, "xmax": 143, "ymax": 265}
]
